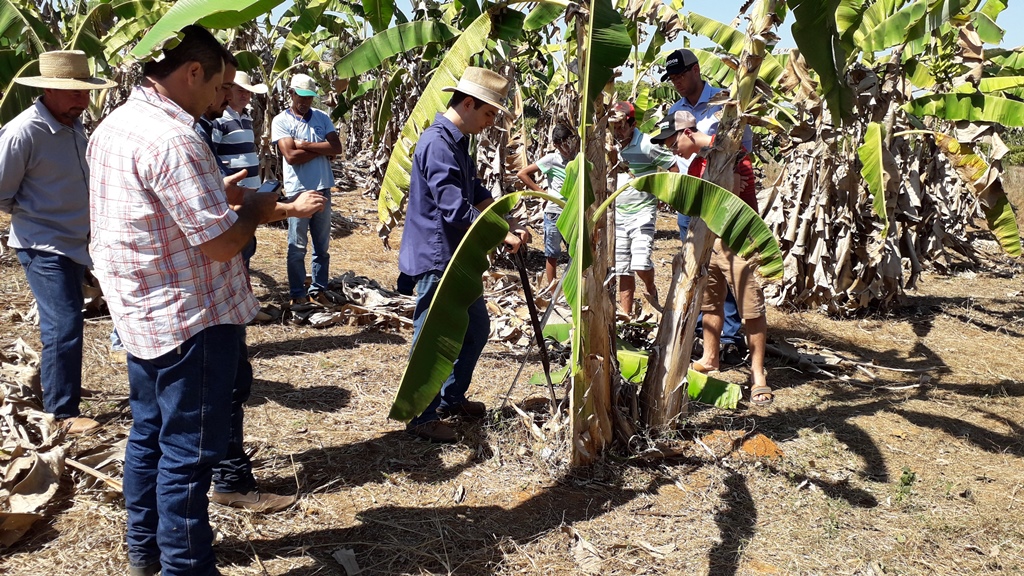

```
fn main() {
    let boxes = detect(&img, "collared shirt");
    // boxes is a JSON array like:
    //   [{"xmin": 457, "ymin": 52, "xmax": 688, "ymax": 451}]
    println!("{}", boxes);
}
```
[
  {"xmin": 535, "ymin": 151, "xmax": 568, "ymax": 215},
  {"xmin": 398, "ymin": 113, "xmax": 492, "ymax": 277},
  {"xmin": 87, "ymin": 86, "xmax": 258, "ymax": 360},
  {"xmin": 615, "ymin": 127, "xmax": 676, "ymax": 216},
  {"xmin": 212, "ymin": 106, "xmax": 261, "ymax": 188},
  {"xmin": 0, "ymin": 98, "xmax": 92, "ymax": 266},
  {"xmin": 668, "ymin": 82, "xmax": 754, "ymax": 170},
  {"xmin": 270, "ymin": 107, "xmax": 336, "ymax": 196}
]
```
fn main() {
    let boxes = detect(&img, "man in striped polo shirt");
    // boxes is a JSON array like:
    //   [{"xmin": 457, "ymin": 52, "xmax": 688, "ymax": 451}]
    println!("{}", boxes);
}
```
[
  {"xmin": 609, "ymin": 101, "xmax": 678, "ymax": 318},
  {"xmin": 213, "ymin": 71, "xmax": 265, "ymax": 189}
]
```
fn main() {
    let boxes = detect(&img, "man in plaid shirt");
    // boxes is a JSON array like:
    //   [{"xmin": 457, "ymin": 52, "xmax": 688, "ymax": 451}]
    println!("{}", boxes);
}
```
[{"xmin": 88, "ymin": 26, "xmax": 279, "ymax": 576}]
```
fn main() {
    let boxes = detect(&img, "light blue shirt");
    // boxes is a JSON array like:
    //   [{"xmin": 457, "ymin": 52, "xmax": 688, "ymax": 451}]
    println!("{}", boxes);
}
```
[
  {"xmin": 0, "ymin": 98, "xmax": 92, "ymax": 266},
  {"xmin": 270, "ymin": 107, "xmax": 336, "ymax": 197},
  {"xmin": 668, "ymin": 82, "xmax": 754, "ymax": 171}
]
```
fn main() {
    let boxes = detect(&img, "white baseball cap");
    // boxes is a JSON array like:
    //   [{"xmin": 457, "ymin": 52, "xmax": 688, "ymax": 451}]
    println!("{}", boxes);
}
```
[{"xmin": 290, "ymin": 73, "xmax": 318, "ymax": 97}]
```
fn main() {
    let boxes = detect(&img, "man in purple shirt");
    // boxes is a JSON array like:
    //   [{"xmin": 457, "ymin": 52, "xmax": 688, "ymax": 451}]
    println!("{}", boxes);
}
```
[{"xmin": 398, "ymin": 67, "xmax": 529, "ymax": 443}]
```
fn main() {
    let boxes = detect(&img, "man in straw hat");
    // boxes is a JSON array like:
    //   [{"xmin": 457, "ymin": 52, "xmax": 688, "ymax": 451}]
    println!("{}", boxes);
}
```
[
  {"xmin": 87, "ymin": 25, "xmax": 280, "ymax": 576},
  {"xmin": 271, "ymin": 72, "xmax": 343, "ymax": 308},
  {"xmin": 0, "ymin": 50, "xmax": 116, "ymax": 435},
  {"xmin": 398, "ymin": 66, "xmax": 531, "ymax": 443}
]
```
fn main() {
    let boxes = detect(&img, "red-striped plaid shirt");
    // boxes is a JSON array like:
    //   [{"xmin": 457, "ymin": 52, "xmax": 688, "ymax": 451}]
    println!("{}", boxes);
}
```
[{"xmin": 88, "ymin": 86, "xmax": 257, "ymax": 360}]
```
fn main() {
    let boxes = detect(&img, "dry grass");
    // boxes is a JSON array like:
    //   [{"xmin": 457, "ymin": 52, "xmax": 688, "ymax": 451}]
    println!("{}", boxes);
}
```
[{"xmin": 1, "ymin": 184, "xmax": 1023, "ymax": 575}]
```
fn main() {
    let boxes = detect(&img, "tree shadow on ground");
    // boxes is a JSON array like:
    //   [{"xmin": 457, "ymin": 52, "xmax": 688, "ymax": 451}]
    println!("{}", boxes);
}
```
[
  {"xmin": 248, "ymin": 329, "xmax": 406, "ymax": 360},
  {"xmin": 247, "ymin": 378, "xmax": 351, "ymax": 412},
  {"xmin": 248, "ymin": 268, "xmax": 282, "ymax": 294},
  {"xmin": 897, "ymin": 294, "xmax": 1024, "ymax": 340}
]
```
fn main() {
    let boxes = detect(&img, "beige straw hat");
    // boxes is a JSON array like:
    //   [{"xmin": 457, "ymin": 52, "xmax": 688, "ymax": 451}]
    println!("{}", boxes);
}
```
[
  {"xmin": 442, "ymin": 67, "xmax": 512, "ymax": 116},
  {"xmin": 233, "ymin": 71, "xmax": 268, "ymax": 94},
  {"xmin": 14, "ymin": 50, "xmax": 117, "ymax": 90}
]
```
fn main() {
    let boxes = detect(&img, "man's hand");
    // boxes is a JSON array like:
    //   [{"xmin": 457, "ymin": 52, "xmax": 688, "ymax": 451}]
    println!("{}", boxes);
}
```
[
  {"xmin": 224, "ymin": 169, "xmax": 250, "ymax": 206},
  {"xmin": 503, "ymin": 222, "xmax": 532, "ymax": 254},
  {"xmin": 287, "ymin": 190, "xmax": 327, "ymax": 219}
]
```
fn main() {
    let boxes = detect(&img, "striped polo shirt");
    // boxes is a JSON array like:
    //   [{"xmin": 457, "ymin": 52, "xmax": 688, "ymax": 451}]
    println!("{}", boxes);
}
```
[
  {"xmin": 615, "ymin": 127, "xmax": 676, "ymax": 215},
  {"xmin": 212, "ymin": 106, "xmax": 261, "ymax": 188}
]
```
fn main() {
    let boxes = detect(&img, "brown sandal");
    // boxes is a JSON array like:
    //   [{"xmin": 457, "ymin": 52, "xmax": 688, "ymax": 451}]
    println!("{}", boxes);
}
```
[{"xmin": 750, "ymin": 385, "xmax": 774, "ymax": 407}]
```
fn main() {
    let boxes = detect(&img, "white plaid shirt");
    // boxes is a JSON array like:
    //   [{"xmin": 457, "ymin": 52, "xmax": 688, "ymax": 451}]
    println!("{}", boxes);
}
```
[{"xmin": 88, "ymin": 86, "xmax": 257, "ymax": 360}]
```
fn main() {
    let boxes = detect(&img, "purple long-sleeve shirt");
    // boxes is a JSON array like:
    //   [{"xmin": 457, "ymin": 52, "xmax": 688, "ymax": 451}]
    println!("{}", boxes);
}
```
[{"xmin": 398, "ymin": 113, "xmax": 492, "ymax": 277}]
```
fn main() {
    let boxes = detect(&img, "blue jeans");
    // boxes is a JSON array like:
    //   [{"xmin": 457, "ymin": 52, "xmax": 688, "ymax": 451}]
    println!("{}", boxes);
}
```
[
  {"xmin": 286, "ymin": 191, "xmax": 331, "ymax": 299},
  {"xmin": 16, "ymin": 249, "xmax": 85, "ymax": 419},
  {"xmin": 678, "ymin": 215, "xmax": 743, "ymax": 346},
  {"xmin": 408, "ymin": 271, "xmax": 490, "ymax": 426},
  {"xmin": 124, "ymin": 324, "xmax": 248, "ymax": 576},
  {"xmin": 241, "ymin": 236, "xmax": 257, "ymax": 272},
  {"xmin": 543, "ymin": 212, "xmax": 564, "ymax": 258}
]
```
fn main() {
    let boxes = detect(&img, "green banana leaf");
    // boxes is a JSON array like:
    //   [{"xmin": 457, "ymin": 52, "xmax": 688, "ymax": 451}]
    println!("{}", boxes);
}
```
[
  {"xmin": 857, "ymin": 122, "xmax": 896, "ymax": 239},
  {"xmin": 376, "ymin": 12, "xmax": 492, "ymax": 239},
  {"xmin": 624, "ymin": 172, "xmax": 784, "ymax": 280},
  {"xmin": 271, "ymin": 0, "xmax": 331, "ymax": 74},
  {"xmin": 904, "ymin": 92, "xmax": 1024, "ymax": 126},
  {"xmin": 970, "ymin": 10, "xmax": 1003, "ymax": 44},
  {"xmin": 388, "ymin": 191, "xmax": 564, "ymax": 421},
  {"xmin": 687, "ymin": 370, "xmax": 742, "ymax": 409},
  {"xmin": 492, "ymin": 8, "xmax": 527, "ymax": 42},
  {"xmin": 835, "ymin": 0, "xmax": 869, "ymax": 55},
  {"xmin": 529, "ymin": 365, "xmax": 571, "ymax": 386},
  {"xmin": 130, "ymin": 0, "xmax": 287, "ymax": 59},
  {"xmin": 848, "ymin": 0, "xmax": 900, "ymax": 52},
  {"xmin": 860, "ymin": 0, "xmax": 928, "ymax": 54},
  {"xmin": 374, "ymin": 67, "xmax": 407, "ymax": 143},
  {"xmin": 542, "ymin": 323, "xmax": 572, "ymax": 343},
  {"xmin": 933, "ymin": 132, "xmax": 1022, "ymax": 257},
  {"xmin": 65, "ymin": 0, "xmax": 164, "ymax": 57},
  {"xmin": 0, "ymin": 58, "xmax": 37, "ymax": 128},
  {"xmin": 787, "ymin": 0, "xmax": 855, "ymax": 125},
  {"xmin": 335, "ymin": 21, "xmax": 459, "ymax": 79},
  {"xmin": 980, "ymin": 0, "xmax": 1008, "ymax": 20},
  {"xmin": 617, "ymin": 339, "xmax": 649, "ymax": 384},
  {"xmin": 978, "ymin": 76, "xmax": 1024, "ymax": 94},
  {"xmin": 103, "ymin": 2, "xmax": 169, "ymax": 60},
  {"xmin": 686, "ymin": 11, "xmax": 785, "ymax": 85},
  {"xmin": 582, "ymin": 0, "xmax": 630, "ymax": 117},
  {"xmin": 0, "ymin": 47, "xmax": 32, "ymax": 93},
  {"xmin": 363, "ymin": 0, "xmax": 394, "ymax": 33},
  {"xmin": 0, "ymin": 0, "xmax": 58, "ymax": 53}
]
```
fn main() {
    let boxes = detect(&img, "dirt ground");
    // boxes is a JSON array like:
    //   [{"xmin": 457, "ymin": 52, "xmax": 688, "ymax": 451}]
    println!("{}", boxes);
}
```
[{"xmin": 1, "ymin": 180, "xmax": 1023, "ymax": 576}]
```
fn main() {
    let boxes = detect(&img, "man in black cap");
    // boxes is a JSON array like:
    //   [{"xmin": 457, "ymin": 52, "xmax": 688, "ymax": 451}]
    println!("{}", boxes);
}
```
[{"xmin": 662, "ymin": 48, "xmax": 752, "ymax": 366}]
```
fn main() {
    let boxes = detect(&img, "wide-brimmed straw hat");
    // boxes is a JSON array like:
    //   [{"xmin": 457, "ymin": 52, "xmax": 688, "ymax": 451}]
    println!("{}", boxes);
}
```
[
  {"xmin": 14, "ymin": 50, "xmax": 117, "ymax": 90},
  {"xmin": 442, "ymin": 67, "xmax": 512, "ymax": 116},
  {"xmin": 233, "ymin": 71, "xmax": 268, "ymax": 94}
]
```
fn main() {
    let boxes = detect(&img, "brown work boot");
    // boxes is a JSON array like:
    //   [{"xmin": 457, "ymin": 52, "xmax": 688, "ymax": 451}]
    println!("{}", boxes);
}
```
[
  {"xmin": 62, "ymin": 416, "xmax": 100, "ymax": 435},
  {"xmin": 406, "ymin": 420, "xmax": 457, "ymax": 443},
  {"xmin": 438, "ymin": 400, "xmax": 487, "ymax": 420},
  {"xmin": 210, "ymin": 490, "xmax": 296, "ymax": 513}
]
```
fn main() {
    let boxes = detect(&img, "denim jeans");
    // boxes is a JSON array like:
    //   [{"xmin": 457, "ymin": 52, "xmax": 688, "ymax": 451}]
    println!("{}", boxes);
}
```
[
  {"xmin": 16, "ymin": 249, "xmax": 85, "ymax": 419},
  {"xmin": 286, "ymin": 191, "xmax": 331, "ymax": 299},
  {"xmin": 241, "ymin": 236, "xmax": 257, "ymax": 272},
  {"xmin": 678, "ymin": 214, "xmax": 743, "ymax": 345},
  {"xmin": 124, "ymin": 324, "xmax": 247, "ymax": 576},
  {"xmin": 211, "ymin": 327, "xmax": 257, "ymax": 495},
  {"xmin": 408, "ymin": 270, "xmax": 490, "ymax": 426}
]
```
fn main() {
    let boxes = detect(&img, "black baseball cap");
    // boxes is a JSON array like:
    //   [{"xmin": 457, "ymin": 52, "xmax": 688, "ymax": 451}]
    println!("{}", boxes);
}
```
[{"xmin": 660, "ymin": 49, "xmax": 699, "ymax": 82}]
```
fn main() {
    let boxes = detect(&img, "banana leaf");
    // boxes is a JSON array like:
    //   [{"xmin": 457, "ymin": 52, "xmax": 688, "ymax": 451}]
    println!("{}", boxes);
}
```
[
  {"xmin": 374, "ymin": 67, "xmax": 407, "ymax": 143},
  {"xmin": 687, "ymin": 370, "xmax": 742, "ymax": 409},
  {"xmin": 581, "ymin": 0, "xmax": 630, "ymax": 118},
  {"xmin": 0, "ymin": 0, "xmax": 58, "ymax": 53},
  {"xmin": 0, "ymin": 58, "xmax": 37, "ymax": 128},
  {"xmin": 786, "ymin": 0, "xmax": 855, "ymax": 125},
  {"xmin": 835, "ymin": 0, "xmax": 869, "ymax": 55},
  {"xmin": 388, "ymin": 192, "xmax": 563, "ymax": 421},
  {"xmin": 980, "ymin": 0, "xmax": 1008, "ymax": 20},
  {"xmin": 686, "ymin": 11, "xmax": 785, "ymax": 85},
  {"xmin": 970, "ymin": 10, "xmax": 1003, "ymax": 44},
  {"xmin": 362, "ymin": 0, "xmax": 394, "ymax": 33},
  {"xmin": 103, "ymin": 3, "xmax": 168, "ymax": 60},
  {"xmin": 271, "ymin": 0, "xmax": 331, "ymax": 74},
  {"xmin": 542, "ymin": 322, "xmax": 572, "ymax": 343},
  {"xmin": 860, "ymin": 0, "xmax": 928, "ymax": 54},
  {"xmin": 0, "ymin": 47, "xmax": 31, "ymax": 93},
  {"xmin": 529, "ymin": 365, "xmax": 571, "ymax": 386},
  {"xmin": 978, "ymin": 76, "xmax": 1024, "ymax": 94},
  {"xmin": 857, "ymin": 122, "xmax": 896, "ymax": 239},
  {"xmin": 904, "ymin": 92, "xmax": 1024, "ymax": 126},
  {"xmin": 130, "ymin": 0, "xmax": 287, "ymax": 59},
  {"xmin": 377, "ymin": 12, "xmax": 491, "ymax": 240},
  {"xmin": 616, "ymin": 340, "xmax": 648, "ymax": 384},
  {"xmin": 65, "ymin": 0, "xmax": 163, "ymax": 58},
  {"xmin": 335, "ymin": 21, "xmax": 458, "ymax": 79},
  {"xmin": 933, "ymin": 132, "xmax": 1022, "ymax": 257},
  {"xmin": 492, "ymin": 8, "xmax": 527, "ymax": 42},
  {"xmin": 623, "ymin": 172, "xmax": 784, "ymax": 280}
]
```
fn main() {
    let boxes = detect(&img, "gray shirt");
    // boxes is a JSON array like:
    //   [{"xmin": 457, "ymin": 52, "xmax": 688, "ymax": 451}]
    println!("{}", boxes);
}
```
[{"xmin": 0, "ymin": 98, "xmax": 92, "ymax": 266}]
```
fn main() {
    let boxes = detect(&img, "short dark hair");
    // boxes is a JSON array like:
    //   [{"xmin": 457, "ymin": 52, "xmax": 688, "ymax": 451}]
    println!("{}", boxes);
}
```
[
  {"xmin": 143, "ymin": 25, "xmax": 232, "ymax": 82},
  {"xmin": 447, "ymin": 90, "xmax": 487, "ymax": 110},
  {"xmin": 551, "ymin": 124, "xmax": 574, "ymax": 143}
]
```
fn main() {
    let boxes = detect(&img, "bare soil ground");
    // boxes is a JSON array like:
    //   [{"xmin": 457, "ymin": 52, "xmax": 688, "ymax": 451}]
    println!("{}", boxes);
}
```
[{"xmin": 2, "ymin": 180, "xmax": 1023, "ymax": 576}]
